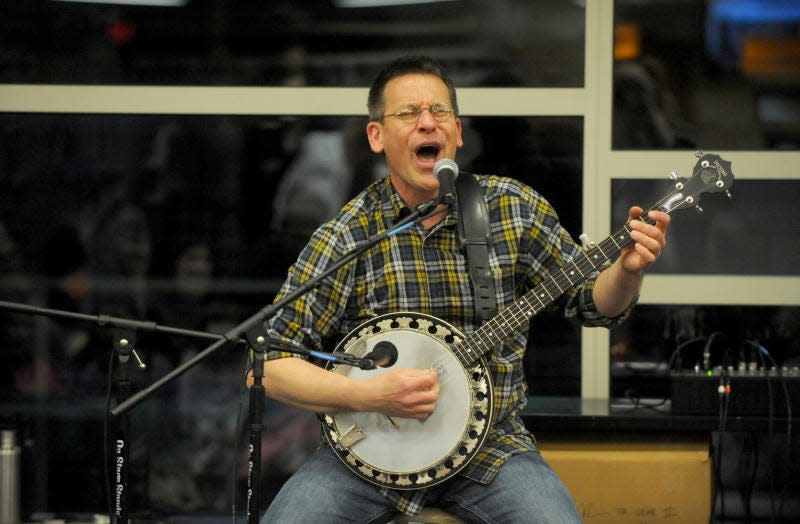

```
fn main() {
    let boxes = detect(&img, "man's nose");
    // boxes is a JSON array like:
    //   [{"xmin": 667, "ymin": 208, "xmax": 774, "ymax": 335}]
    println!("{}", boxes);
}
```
[{"xmin": 417, "ymin": 108, "xmax": 437, "ymax": 128}]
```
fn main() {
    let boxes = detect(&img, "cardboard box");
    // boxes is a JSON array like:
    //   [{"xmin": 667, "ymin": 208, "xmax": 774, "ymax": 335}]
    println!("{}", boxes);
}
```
[{"xmin": 541, "ymin": 439, "xmax": 711, "ymax": 523}]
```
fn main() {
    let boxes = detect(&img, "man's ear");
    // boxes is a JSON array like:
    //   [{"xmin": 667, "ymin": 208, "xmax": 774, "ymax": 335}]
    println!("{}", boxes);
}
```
[{"xmin": 366, "ymin": 121, "xmax": 384, "ymax": 154}]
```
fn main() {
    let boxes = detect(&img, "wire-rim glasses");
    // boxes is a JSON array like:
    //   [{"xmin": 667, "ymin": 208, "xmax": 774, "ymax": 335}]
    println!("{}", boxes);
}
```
[{"xmin": 383, "ymin": 103, "xmax": 455, "ymax": 124}]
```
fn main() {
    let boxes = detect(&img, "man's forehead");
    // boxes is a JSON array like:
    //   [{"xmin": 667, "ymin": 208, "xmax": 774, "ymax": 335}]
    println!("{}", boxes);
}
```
[{"xmin": 384, "ymin": 73, "xmax": 450, "ymax": 104}]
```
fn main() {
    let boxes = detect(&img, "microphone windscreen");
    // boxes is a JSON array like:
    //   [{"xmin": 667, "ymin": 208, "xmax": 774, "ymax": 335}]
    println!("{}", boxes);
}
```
[{"xmin": 434, "ymin": 158, "xmax": 459, "ymax": 180}]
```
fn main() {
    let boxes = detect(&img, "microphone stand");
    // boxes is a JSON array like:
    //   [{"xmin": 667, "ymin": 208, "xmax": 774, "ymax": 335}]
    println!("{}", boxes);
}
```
[
  {"xmin": 110, "ymin": 195, "xmax": 448, "ymax": 523},
  {"xmin": 0, "ymin": 301, "xmax": 351, "ymax": 524},
  {"xmin": 0, "ymin": 301, "xmax": 231, "ymax": 524},
  {"xmin": 244, "ymin": 327, "xmax": 267, "ymax": 523},
  {"xmin": 112, "ymin": 332, "xmax": 142, "ymax": 524}
]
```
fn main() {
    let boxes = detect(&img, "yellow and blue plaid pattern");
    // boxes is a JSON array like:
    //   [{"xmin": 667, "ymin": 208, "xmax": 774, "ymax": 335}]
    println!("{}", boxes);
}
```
[{"xmin": 265, "ymin": 174, "xmax": 631, "ymax": 514}]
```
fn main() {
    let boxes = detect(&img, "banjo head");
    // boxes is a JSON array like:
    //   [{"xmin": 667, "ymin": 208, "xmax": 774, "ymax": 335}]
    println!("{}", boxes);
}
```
[{"xmin": 322, "ymin": 312, "xmax": 493, "ymax": 490}]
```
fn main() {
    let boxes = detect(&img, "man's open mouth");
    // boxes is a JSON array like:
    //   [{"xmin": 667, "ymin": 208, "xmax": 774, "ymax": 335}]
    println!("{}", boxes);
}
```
[{"xmin": 415, "ymin": 144, "xmax": 441, "ymax": 161}]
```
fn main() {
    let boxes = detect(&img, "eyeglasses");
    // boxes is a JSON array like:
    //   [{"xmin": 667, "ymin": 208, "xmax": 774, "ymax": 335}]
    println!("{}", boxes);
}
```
[{"xmin": 383, "ymin": 103, "xmax": 455, "ymax": 124}]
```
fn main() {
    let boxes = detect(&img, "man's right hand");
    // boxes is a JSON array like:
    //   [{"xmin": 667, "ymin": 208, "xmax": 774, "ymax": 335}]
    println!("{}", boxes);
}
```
[{"xmin": 363, "ymin": 367, "xmax": 440, "ymax": 420}]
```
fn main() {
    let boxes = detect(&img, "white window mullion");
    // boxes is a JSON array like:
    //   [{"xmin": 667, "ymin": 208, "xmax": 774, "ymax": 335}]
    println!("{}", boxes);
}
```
[{"xmin": 581, "ymin": 0, "xmax": 615, "ymax": 400}]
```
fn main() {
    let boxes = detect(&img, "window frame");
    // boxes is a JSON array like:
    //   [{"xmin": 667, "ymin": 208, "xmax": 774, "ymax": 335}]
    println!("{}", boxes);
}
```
[{"xmin": 0, "ymin": 0, "xmax": 797, "ymax": 399}]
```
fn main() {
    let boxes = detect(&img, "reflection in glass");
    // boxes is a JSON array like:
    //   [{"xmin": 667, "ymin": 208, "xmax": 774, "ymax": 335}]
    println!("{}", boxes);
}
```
[
  {"xmin": 0, "ymin": 113, "xmax": 584, "ymax": 282},
  {"xmin": 614, "ymin": 0, "xmax": 800, "ymax": 150},
  {"xmin": 612, "ymin": 179, "xmax": 800, "ymax": 275},
  {"xmin": 1, "ymin": 1, "xmax": 584, "ymax": 87}
]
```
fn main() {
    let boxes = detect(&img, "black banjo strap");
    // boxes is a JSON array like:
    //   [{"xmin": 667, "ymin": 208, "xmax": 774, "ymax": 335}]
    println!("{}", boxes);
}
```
[{"xmin": 455, "ymin": 173, "xmax": 497, "ymax": 325}]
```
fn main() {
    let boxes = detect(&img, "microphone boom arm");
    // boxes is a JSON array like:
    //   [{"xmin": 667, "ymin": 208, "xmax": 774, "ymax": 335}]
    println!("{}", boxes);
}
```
[{"xmin": 110, "ymin": 197, "xmax": 449, "ymax": 416}]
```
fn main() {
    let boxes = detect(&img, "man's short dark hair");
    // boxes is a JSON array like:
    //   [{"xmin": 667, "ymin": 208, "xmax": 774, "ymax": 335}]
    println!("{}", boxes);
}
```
[{"xmin": 367, "ymin": 55, "xmax": 459, "ymax": 122}]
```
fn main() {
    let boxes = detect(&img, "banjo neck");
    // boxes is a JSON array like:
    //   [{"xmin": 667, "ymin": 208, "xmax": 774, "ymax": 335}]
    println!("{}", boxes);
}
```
[
  {"xmin": 451, "ymin": 224, "xmax": 638, "ymax": 368},
  {"xmin": 450, "ymin": 152, "xmax": 736, "ymax": 368}
]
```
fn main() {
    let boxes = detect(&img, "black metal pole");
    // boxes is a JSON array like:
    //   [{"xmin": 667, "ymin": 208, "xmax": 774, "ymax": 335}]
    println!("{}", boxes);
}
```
[
  {"xmin": 112, "ymin": 334, "xmax": 138, "ymax": 524},
  {"xmin": 244, "ymin": 332, "xmax": 268, "ymax": 524}
]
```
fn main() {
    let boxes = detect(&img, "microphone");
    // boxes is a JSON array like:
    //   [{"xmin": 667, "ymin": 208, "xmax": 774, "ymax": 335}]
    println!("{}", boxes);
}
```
[
  {"xmin": 359, "ymin": 341, "xmax": 399, "ymax": 370},
  {"xmin": 433, "ymin": 158, "xmax": 459, "ymax": 207}
]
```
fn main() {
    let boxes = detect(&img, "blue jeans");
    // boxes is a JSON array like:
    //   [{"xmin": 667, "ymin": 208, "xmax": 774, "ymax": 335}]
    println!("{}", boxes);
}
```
[{"xmin": 261, "ymin": 447, "xmax": 582, "ymax": 523}]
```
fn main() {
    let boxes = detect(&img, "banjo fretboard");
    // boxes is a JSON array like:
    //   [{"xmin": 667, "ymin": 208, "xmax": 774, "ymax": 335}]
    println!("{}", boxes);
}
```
[{"xmin": 450, "ymin": 222, "xmax": 640, "ymax": 368}]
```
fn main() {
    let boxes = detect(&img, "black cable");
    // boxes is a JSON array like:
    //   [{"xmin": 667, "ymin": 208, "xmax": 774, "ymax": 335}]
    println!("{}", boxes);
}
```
[
  {"xmin": 711, "ymin": 394, "xmax": 722, "ymax": 523},
  {"xmin": 754, "ymin": 341, "xmax": 776, "ymax": 523},
  {"xmin": 667, "ymin": 336, "xmax": 707, "ymax": 372},
  {"xmin": 639, "ymin": 397, "xmax": 670, "ymax": 413},
  {"xmin": 665, "ymin": 336, "xmax": 708, "ymax": 413},
  {"xmin": 617, "ymin": 389, "xmax": 670, "ymax": 413},
  {"xmin": 720, "ymin": 373, "xmax": 731, "ymax": 524},
  {"xmin": 742, "ymin": 431, "xmax": 759, "ymax": 524},
  {"xmin": 711, "ymin": 372, "xmax": 728, "ymax": 524},
  {"xmin": 751, "ymin": 431, "xmax": 760, "ymax": 519},
  {"xmin": 749, "ymin": 341, "xmax": 792, "ymax": 523},
  {"xmin": 723, "ymin": 375, "xmax": 731, "ymax": 522},
  {"xmin": 776, "ymin": 371, "xmax": 793, "ymax": 521},
  {"xmin": 703, "ymin": 332, "xmax": 724, "ymax": 371},
  {"xmin": 749, "ymin": 340, "xmax": 776, "ymax": 523}
]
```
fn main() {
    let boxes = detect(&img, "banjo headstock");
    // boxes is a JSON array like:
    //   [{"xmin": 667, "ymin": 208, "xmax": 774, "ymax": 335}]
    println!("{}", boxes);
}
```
[{"xmin": 657, "ymin": 151, "xmax": 734, "ymax": 215}]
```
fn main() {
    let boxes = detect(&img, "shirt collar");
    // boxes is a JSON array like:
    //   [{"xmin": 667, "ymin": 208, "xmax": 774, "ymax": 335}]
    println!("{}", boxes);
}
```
[{"xmin": 381, "ymin": 174, "xmax": 459, "ymax": 230}]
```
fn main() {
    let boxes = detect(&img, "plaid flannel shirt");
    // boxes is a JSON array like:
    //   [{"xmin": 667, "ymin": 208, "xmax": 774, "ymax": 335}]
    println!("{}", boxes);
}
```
[{"xmin": 265, "ymin": 174, "xmax": 632, "ymax": 515}]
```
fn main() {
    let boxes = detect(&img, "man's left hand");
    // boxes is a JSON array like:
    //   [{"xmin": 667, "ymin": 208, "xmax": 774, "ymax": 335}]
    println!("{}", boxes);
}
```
[{"xmin": 620, "ymin": 206, "xmax": 670, "ymax": 273}]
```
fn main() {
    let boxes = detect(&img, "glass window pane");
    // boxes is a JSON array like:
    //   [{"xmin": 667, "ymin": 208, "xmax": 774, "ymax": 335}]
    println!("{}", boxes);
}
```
[
  {"xmin": 612, "ymin": 179, "xmax": 800, "ymax": 275},
  {"xmin": 1, "ymin": 1, "xmax": 584, "ymax": 87},
  {"xmin": 614, "ymin": 0, "xmax": 800, "ymax": 150},
  {"xmin": 526, "ymin": 311, "xmax": 582, "ymax": 397},
  {"xmin": 464, "ymin": 116, "xmax": 584, "ymax": 238}
]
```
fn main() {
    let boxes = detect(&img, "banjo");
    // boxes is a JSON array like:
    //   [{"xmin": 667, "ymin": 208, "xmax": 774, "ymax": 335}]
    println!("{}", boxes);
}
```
[{"xmin": 321, "ymin": 152, "xmax": 734, "ymax": 490}]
